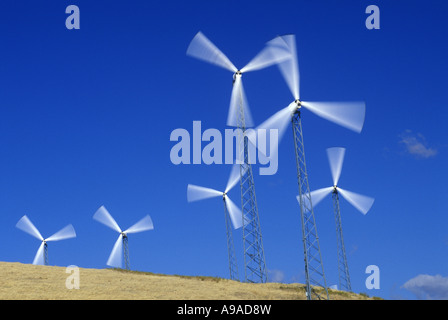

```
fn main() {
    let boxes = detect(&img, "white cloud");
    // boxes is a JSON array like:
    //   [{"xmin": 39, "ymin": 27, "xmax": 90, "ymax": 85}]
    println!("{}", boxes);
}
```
[
  {"xmin": 267, "ymin": 269, "xmax": 285, "ymax": 283},
  {"xmin": 402, "ymin": 274, "xmax": 448, "ymax": 300},
  {"xmin": 399, "ymin": 130, "xmax": 437, "ymax": 158}
]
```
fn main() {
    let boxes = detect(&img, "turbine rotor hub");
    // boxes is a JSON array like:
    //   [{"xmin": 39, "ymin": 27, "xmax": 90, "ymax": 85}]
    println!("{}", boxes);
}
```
[{"xmin": 233, "ymin": 70, "xmax": 242, "ymax": 82}]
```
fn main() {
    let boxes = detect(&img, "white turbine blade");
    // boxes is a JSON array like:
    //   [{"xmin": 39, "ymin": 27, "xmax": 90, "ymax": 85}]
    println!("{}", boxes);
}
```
[
  {"xmin": 16, "ymin": 215, "xmax": 44, "ymax": 241},
  {"xmin": 224, "ymin": 196, "xmax": 243, "ymax": 230},
  {"xmin": 46, "ymin": 224, "xmax": 76, "ymax": 242},
  {"xmin": 267, "ymin": 34, "xmax": 300, "ymax": 100},
  {"xmin": 124, "ymin": 215, "xmax": 154, "ymax": 234},
  {"xmin": 327, "ymin": 147, "xmax": 346, "ymax": 186},
  {"xmin": 107, "ymin": 234, "xmax": 123, "ymax": 268},
  {"xmin": 301, "ymin": 101, "xmax": 366, "ymax": 133},
  {"xmin": 187, "ymin": 184, "xmax": 222, "ymax": 202},
  {"xmin": 240, "ymin": 45, "xmax": 291, "ymax": 73},
  {"xmin": 337, "ymin": 187, "xmax": 374, "ymax": 215},
  {"xmin": 225, "ymin": 163, "xmax": 243, "ymax": 193},
  {"xmin": 186, "ymin": 31, "xmax": 237, "ymax": 73},
  {"xmin": 93, "ymin": 206, "xmax": 122, "ymax": 233},
  {"xmin": 296, "ymin": 187, "xmax": 333, "ymax": 211},
  {"xmin": 245, "ymin": 102, "xmax": 296, "ymax": 157},
  {"xmin": 227, "ymin": 77, "xmax": 253, "ymax": 127},
  {"xmin": 257, "ymin": 102, "xmax": 296, "ymax": 142},
  {"xmin": 310, "ymin": 187, "xmax": 334, "ymax": 207},
  {"xmin": 33, "ymin": 242, "xmax": 45, "ymax": 265}
]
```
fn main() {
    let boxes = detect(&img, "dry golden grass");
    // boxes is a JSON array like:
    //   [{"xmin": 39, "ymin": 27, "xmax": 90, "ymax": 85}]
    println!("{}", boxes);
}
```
[{"xmin": 0, "ymin": 262, "xmax": 377, "ymax": 300}]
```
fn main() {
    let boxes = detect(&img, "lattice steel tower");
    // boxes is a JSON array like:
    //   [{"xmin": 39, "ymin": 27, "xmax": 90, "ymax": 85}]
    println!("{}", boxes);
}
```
[
  {"xmin": 122, "ymin": 233, "xmax": 130, "ymax": 270},
  {"xmin": 223, "ymin": 195, "xmax": 239, "ymax": 281},
  {"xmin": 292, "ymin": 107, "xmax": 329, "ymax": 300},
  {"xmin": 43, "ymin": 242, "xmax": 49, "ymax": 266},
  {"xmin": 235, "ymin": 73, "xmax": 267, "ymax": 283},
  {"xmin": 332, "ymin": 188, "xmax": 351, "ymax": 292}
]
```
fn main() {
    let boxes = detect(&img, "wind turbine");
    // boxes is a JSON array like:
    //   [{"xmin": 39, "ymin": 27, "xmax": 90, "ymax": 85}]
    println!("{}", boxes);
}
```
[
  {"xmin": 187, "ymin": 31, "xmax": 290, "ymax": 283},
  {"xmin": 187, "ymin": 164, "xmax": 243, "ymax": 281},
  {"xmin": 16, "ymin": 215, "xmax": 76, "ymax": 266},
  {"xmin": 305, "ymin": 147, "xmax": 374, "ymax": 292},
  {"xmin": 93, "ymin": 206, "xmax": 154, "ymax": 270},
  {"xmin": 254, "ymin": 34, "xmax": 367, "ymax": 300}
]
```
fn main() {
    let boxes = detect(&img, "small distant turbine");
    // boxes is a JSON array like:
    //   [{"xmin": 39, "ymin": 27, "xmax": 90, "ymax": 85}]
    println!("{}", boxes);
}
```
[
  {"xmin": 304, "ymin": 147, "xmax": 375, "ymax": 292},
  {"xmin": 187, "ymin": 164, "xmax": 244, "ymax": 281},
  {"xmin": 16, "ymin": 215, "xmax": 76, "ymax": 265},
  {"xmin": 93, "ymin": 206, "xmax": 154, "ymax": 270}
]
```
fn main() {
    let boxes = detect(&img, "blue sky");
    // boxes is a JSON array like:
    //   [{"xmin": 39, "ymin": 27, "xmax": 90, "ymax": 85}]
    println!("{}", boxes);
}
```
[{"xmin": 0, "ymin": 0, "xmax": 447, "ymax": 300}]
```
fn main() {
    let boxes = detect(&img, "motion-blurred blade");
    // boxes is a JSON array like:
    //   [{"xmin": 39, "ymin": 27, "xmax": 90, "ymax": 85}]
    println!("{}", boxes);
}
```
[
  {"xmin": 227, "ymin": 76, "xmax": 253, "ymax": 127},
  {"xmin": 46, "ymin": 224, "xmax": 76, "ymax": 242},
  {"xmin": 107, "ymin": 234, "xmax": 123, "ymax": 268},
  {"xmin": 267, "ymin": 34, "xmax": 300, "ymax": 100},
  {"xmin": 33, "ymin": 242, "xmax": 45, "ymax": 265},
  {"xmin": 301, "ymin": 101, "xmax": 366, "ymax": 133},
  {"xmin": 240, "ymin": 45, "xmax": 291, "ymax": 73},
  {"xmin": 125, "ymin": 215, "xmax": 154, "ymax": 234},
  {"xmin": 310, "ymin": 187, "xmax": 334, "ymax": 207},
  {"xmin": 187, "ymin": 184, "xmax": 222, "ymax": 202},
  {"xmin": 93, "ymin": 206, "xmax": 122, "ymax": 233},
  {"xmin": 245, "ymin": 102, "xmax": 297, "ymax": 157},
  {"xmin": 224, "ymin": 196, "xmax": 243, "ymax": 229},
  {"xmin": 327, "ymin": 147, "xmax": 346, "ymax": 186},
  {"xmin": 337, "ymin": 188, "xmax": 374, "ymax": 215},
  {"xmin": 186, "ymin": 31, "xmax": 237, "ymax": 73},
  {"xmin": 16, "ymin": 215, "xmax": 44, "ymax": 241},
  {"xmin": 296, "ymin": 186, "xmax": 334, "ymax": 211},
  {"xmin": 225, "ymin": 164, "xmax": 244, "ymax": 193}
]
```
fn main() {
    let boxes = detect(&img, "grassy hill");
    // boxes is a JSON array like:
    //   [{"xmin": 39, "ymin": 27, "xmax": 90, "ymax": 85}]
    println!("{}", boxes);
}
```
[{"xmin": 0, "ymin": 262, "xmax": 380, "ymax": 300}]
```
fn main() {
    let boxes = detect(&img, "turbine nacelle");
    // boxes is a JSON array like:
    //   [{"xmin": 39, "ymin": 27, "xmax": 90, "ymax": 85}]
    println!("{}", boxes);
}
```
[{"xmin": 232, "ymin": 71, "xmax": 242, "ymax": 83}]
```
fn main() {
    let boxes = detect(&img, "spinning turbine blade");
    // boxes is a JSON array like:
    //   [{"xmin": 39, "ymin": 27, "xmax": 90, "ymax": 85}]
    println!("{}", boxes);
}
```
[
  {"xmin": 240, "ymin": 45, "xmax": 291, "ymax": 73},
  {"xmin": 227, "ymin": 76, "xmax": 253, "ymax": 127},
  {"xmin": 186, "ymin": 31, "xmax": 237, "ymax": 73},
  {"xmin": 337, "ymin": 188, "xmax": 374, "ymax": 215},
  {"xmin": 33, "ymin": 242, "xmax": 45, "ymax": 265},
  {"xmin": 46, "ymin": 224, "xmax": 76, "ymax": 242},
  {"xmin": 224, "ymin": 196, "xmax": 243, "ymax": 229},
  {"xmin": 225, "ymin": 164, "xmax": 243, "ymax": 194},
  {"xmin": 296, "ymin": 186, "xmax": 333, "ymax": 211},
  {"xmin": 327, "ymin": 147, "xmax": 346, "ymax": 186},
  {"xmin": 16, "ymin": 215, "xmax": 44, "ymax": 241},
  {"xmin": 309, "ymin": 187, "xmax": 334, "ymax": 207},
  {"xmin": 107, "ymin": 234, "xmax": 123, "ymax": 268},
  {"xmin": 125, "ymin": 215, "xmax": 154, "ymax": 234},
  {"xmin": 268, "ymin": 34, "xmax": 300, "ymax": 100},
  {"xmin": 187, "ymin": 184, "xmax": 222, "ymax": 202},
  {"xmin": 93, "ymin": 206, "xmax": 122, "ymax": 233},
  {"xmin": 248, "ymin": 102, "xmax": 297, "ymax": 157},
  {"xmin": 301, "ymin": 101, "xmax": 366, "ymax": 133}
]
